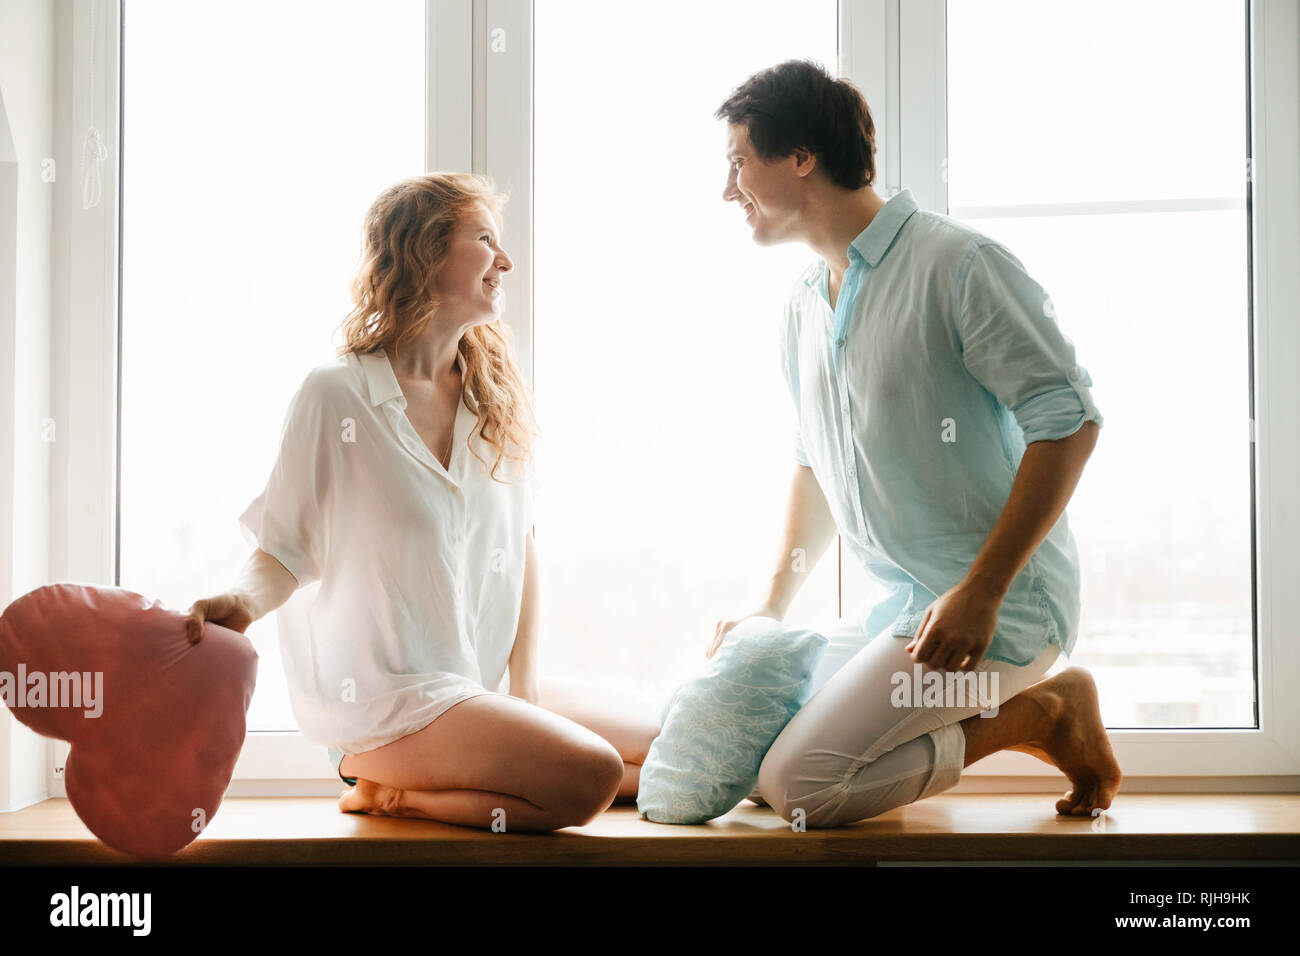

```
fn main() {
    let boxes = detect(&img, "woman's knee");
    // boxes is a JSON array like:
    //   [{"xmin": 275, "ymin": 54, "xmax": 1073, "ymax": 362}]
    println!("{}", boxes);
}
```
[{"xmin": 538, "ymin": 738, "xmax": 624, "ymax": 828}]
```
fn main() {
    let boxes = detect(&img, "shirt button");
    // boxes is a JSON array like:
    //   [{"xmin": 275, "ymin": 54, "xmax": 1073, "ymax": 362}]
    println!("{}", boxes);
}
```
[{"xmin": 1067, "ymin": 365, "xmax": 1081, "ymax": 383}]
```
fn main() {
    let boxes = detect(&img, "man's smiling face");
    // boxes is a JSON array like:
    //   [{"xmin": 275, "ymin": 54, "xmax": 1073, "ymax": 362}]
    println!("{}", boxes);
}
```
[{"xmin": 721, "ymin": 122, "xmax": 807, "ymax": 246}]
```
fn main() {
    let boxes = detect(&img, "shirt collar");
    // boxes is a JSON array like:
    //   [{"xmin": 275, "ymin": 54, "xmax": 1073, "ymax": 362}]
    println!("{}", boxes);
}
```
[
  {"xmin": 357, "ymin": 348, "xmax": 403, "ymax": 407},
  {"xmin": 801, "ymin": 187, "xmax": 919, "ymax": 287},
  {"xmin": 357, "ymin": 347, "xmax": 465, "ymax": 407},
  {"xmin": 851, "ymin": 187, "xmax": 918, "ymax": 266}
]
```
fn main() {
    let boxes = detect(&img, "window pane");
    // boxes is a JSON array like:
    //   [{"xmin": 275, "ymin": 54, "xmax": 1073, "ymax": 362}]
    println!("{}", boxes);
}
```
[
  {"xmin": 534, "ymin": 1, "xmax": 841, "ymax": 701},
  {"xmin": 948, "ymin": 0, "xmax": 1253, "ymax": 726},
  {"xmin": 120, "ymin": 0, "xmax": 425, "ymax": 731},
  {"xmin": 947, "ymin": 0, "xmax": 1248, "ymax": 207}
]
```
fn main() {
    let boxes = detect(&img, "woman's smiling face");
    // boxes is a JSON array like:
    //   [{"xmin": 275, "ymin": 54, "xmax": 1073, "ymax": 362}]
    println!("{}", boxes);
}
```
[{"xmin": 433, "ymin": 200, "xmax": 514, "ymax": 323}]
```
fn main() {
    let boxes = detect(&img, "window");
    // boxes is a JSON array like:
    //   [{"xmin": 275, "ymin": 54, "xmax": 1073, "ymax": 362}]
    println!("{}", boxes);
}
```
[
  {"xmin": 946, "ymin": 0, "xmax": 1253, "ymax": 727},
  {"xmin": 119, "ymin": 0, "xmax": 425, "ymax": 733},
  {"xmin": 78, "ymin": 0, "xmax": 1294, "ymax": 792},
  {"xmin": 532, "ymin": 0, "xmax": 843, "ymax": 701}
]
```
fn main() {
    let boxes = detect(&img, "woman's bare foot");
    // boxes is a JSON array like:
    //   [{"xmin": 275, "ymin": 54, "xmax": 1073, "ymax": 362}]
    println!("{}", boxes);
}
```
[
  {"xmin": 1013, "ymin": 667, "xmax": 1123, "ymax": 817},
  {"xmin": 338, "ymin": 777, "xmax": 418, "ymax": 818}
]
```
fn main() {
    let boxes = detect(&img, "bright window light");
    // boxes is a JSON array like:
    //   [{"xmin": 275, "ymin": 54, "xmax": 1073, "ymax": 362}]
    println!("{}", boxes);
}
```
[
  {"xmin": 533, "ymin": 0, "xmax": 842, "ymax": 701},
  {"xmin": 947, "ymin": 0, "xmax": 1254, "ymax": 726},
  {"xmin": 120, "ymin": 0, "xmax": 425, "ymax": 731}
]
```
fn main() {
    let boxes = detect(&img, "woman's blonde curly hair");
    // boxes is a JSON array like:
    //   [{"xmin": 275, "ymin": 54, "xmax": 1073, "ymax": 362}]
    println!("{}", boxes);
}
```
[{"xmin": 337, "ymin": 172, "xmax": 536, "ymax": 482}]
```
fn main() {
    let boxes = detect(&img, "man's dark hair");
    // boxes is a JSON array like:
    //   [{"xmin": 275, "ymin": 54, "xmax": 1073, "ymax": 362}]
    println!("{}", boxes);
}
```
[{"xmin": 714, "ymin": 59, "xmax": 877, "ymax": 191}]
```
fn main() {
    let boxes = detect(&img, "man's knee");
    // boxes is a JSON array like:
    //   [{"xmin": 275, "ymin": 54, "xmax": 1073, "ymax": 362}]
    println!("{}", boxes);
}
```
[
  {"xmin": 757, "ymin": 749, "xmax": 893, "ymax": 828},
  {"xmin": 757, "ymin": 749, "xmax": 834, "ymax": 824},
  {"xmin": 755, "ymin": 756, "xmax": 791, "ymax": 819}
]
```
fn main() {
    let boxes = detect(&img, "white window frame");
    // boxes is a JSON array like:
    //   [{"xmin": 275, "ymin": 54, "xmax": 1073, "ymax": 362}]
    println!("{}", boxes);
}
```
[
  {"xmin": 27, "ymin": 0, "xmax": 1298, "ymax": 802},
  {"xmin": 37, "ymin": 0, "xmax": 127, "ymax": 804}
]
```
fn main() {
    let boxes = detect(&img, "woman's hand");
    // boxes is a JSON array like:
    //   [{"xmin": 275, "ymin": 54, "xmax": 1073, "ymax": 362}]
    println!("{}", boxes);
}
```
[
  {"xmin": 707, "ymin": 602, "xmax": 782, "ymax": 658},
  {"xmin": 185, "ymin": 590, "xmax": 255, "ymax": 645},
  {"xmin": 903, "ymin": 580, "xmax": 1002, "ymax": 671}
]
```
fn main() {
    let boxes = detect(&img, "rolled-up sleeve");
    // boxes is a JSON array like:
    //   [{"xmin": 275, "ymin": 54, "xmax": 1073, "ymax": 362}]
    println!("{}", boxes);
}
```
[
  {"xmin": 779, "ymin": 297, "xmax": 812, "ymax": 467},
  {"xmin": 955, "ymin": 240, "xmax": 1104, "ymax": 444},
  {"xmin": 238, "ymin": 374, "xmax": 331, "ymax": 587}
]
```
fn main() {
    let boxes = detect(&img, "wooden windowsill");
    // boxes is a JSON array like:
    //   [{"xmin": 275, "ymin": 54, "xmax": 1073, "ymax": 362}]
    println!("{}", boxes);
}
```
[{"xmin": 1, "ymin": 794, "xmax": 1298, "ymax": 865}]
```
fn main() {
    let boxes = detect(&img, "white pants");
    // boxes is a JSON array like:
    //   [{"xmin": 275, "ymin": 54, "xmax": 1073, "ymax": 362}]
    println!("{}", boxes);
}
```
[{"xmin": 757, "ymin": 607, "xmax": 1061, "ymax": 827}]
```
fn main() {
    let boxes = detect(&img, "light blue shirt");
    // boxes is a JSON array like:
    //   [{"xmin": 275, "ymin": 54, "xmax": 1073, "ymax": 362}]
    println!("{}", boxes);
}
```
[{"xmin": 779, "ymin": 187, "xmax": 1103, "ymax": 665}]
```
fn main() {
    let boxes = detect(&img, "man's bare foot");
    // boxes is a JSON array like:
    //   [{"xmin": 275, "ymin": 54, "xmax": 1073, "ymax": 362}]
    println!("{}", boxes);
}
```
[
  {"xmin": 338, "ymin": 777, "xmax": 415, "ymax": 818},
  {"xmin": 1015, "ymin": 667, "xmax": 1123, "ymax": 817}
]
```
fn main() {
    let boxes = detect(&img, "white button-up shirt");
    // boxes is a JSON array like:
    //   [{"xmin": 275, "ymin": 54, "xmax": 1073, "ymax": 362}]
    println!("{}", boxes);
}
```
[
  {"xmin": 239, "ymin": 348, "xmax": 536, "ymax": 753},
  {"xmin": 780, "ymin": 188, "xmax": 1103, "ymax": 665}
]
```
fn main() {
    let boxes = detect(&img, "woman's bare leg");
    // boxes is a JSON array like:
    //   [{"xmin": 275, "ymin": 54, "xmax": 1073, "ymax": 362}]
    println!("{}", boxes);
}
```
[
  {"xmin": 337, "ymin": 693, "xmax": 625, "ymax": 832},
  {"xmin": 534, "ymin": 677, "xmax": 662, "ymax": 803}
]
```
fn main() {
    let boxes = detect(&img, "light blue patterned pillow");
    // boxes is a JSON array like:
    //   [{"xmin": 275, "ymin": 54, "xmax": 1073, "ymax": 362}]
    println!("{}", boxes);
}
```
[{"xmin": 637, "ymin": 617, "xmax": 829, "ymax": 824}]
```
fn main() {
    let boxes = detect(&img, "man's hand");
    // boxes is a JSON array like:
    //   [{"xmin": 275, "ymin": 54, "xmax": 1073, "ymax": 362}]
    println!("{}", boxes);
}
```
[
  {"xmin": 708, "ymin": 603, "xmax": 782, "ymax": 658},
  {"xmin": 903, "ymin": 580, "xmax": 1003, "ymax": 671},
  {"xmin": 907, "ymin": 422, "xmax": 1099, "ymax": 672}
]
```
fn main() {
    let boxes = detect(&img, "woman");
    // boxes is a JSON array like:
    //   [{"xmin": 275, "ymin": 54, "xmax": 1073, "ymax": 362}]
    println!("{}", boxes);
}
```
[{"xmin": 186, "ymin": 173, "xmax": 660, "ymax": 833}]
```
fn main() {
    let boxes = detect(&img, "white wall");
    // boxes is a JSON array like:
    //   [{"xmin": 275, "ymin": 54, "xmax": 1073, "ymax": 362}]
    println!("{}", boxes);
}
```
[{"xmin": 0, "ymin": 0, "xmax": 56, "ymax": 812}]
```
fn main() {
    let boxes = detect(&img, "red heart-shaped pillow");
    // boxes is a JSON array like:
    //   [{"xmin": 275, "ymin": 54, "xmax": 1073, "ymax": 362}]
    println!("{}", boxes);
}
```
[{"xmin": 0, "ymin": 583, "xmax": 258, "ymax": 859}]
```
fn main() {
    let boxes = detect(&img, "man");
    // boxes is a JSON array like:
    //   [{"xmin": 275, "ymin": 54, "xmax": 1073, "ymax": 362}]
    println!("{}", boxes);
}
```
[{"xmin": 710, "ymin": 59, "xmax": 1121, "ymax": 826}]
